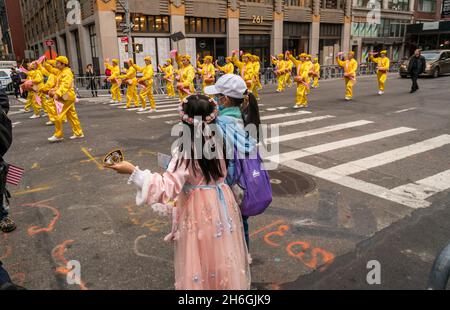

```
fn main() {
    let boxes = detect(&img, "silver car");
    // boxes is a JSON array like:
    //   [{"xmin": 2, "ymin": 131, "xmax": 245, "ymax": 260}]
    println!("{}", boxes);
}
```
[{"xmin": 399, "ymin": 50, "xmax": 450, "ymax": 78}]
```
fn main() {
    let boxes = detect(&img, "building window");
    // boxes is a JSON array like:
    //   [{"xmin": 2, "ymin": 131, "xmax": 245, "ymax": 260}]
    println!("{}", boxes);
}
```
[
  {"xmin": 388, "ymin": 0, "xmax": 410, "ymax": 11},
  {"xmin": 185, "ymin": 17, "xmax": 227, "ymax": 34},
  {"xmin": 244, "ymin": 0, "xmax": 274, "ymax": 4},
  {"xmin": 321, "ymin": 0, "xmax": 344, "ymax": 9},
  {"xmin": 417, "ymin": 0, "xmax": 435, "ymax": 12},
  {"xmin": 351, "ymin": 19, "xmax": 408, "ymax": 37},
  {"xmin": 115, "ymin": 14, "xmax": 170, "ymax": 33},
  {"xmin": 356, "ymin": 0, "xmax": 380, "ymax": 8},
  {"xmin": 285, "ymin": 0, "xmax": 312, "ymax": 7}
]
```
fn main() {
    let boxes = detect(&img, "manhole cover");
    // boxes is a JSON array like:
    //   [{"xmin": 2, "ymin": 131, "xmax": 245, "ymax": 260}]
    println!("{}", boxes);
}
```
[{"xmin": 268, "ymin": 169, "xmax": 316, "ymax": 196}]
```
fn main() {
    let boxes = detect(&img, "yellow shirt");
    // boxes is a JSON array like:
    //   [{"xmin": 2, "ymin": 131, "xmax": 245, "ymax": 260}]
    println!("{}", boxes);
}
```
[
  {"xmin": 162, "ymin": 64, "xmax": 174, "ymax": 82},
  {"xmin": 134, "ymin": 64, "xmax": 154, "ymax": 84},
  {"xmin": 217, "ymin": 62, "xmax": 234, "ymax": 74},
  {"xmin": 198, "ymin": 62, "xmax": 215, "ymax": 80},
  {"xmin": 105, "ymin": 63, "xmax": 121, "ymax": 83},
  {"xmin": 55, "ymin": 67, "xmax": 76, "ymax": 101},
  {"xmin": 120, "ymin": 66, "xmax": 138, "ymax": 85},
  {"xmin": 232, "ymin": 56, "xmax": 254, "ymax": 82},
  {"xmin": 336, "ymin": 58, "xmax": 358, "ymax": 77},
  {"xmin": 180, "ymin": 64, "xmax": 196, "ymax": 89},
  {"xmin": 252, "ymin": 61, "xmax": 261, "ymax": 79},
  {"xmin": 369, "ymin": 55, "xmax": 390, "ymax": 73}
]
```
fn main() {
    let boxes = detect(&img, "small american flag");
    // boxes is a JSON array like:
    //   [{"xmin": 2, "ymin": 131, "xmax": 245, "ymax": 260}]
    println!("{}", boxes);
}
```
[{"xmin": 6, "ymin": 164, "xmax": 25, "ymax": 186}]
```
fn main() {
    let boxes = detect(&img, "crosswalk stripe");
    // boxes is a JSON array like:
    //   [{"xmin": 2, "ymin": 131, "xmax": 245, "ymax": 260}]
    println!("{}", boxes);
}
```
[
  {"xmin": 319, "ymin": 134, "xmax": 450, "ymax": 179},
  {"xmin": 110, "ymin": 103, "xmax": 127, "ymax": 106},
  {"xmin": 271, "ymin": 115, "xmax": 335, "ymax": 127},
  {"xmin": 12, "ymin": 122, "xmax": 21, "ymax": 127},
  {"xmin": 265, "ymin": 120, "xmax": 374, "ymax": 144},
  {"xmin": 148, "ymin": 113, "xmax": 179, "ymax": 119},
  {"xmin": 266, "ymin": 127, "xmax": 416, "ymax": 163},
  {"xmin": 390, "ymin": 169, "xmax": 450, "ymax": 200},
  {"xmin": 282, "ymin": 160, "xmax": 430, "ymax": 209},
  {"xmin": 261, "ymin": 111, "xmax": 311, "ymax": 121}
]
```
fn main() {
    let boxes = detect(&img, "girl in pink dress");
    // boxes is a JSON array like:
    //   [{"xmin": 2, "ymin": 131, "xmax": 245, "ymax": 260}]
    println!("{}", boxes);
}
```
[{"xmin": 107, "ymin": 94, "xmax": 251, "ymax": 290}]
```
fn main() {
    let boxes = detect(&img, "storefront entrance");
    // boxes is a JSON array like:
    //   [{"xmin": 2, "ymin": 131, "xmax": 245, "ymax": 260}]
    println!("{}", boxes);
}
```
[{"xmin": 240, "ymin": 34, "xmax": 271, "ymax": 69}]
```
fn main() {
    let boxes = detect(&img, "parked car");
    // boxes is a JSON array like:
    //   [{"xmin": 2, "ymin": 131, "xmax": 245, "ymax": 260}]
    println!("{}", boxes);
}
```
[
  {"xmin": 0, "ymin": 69, "xmax": 12, "ymax": 90},
  {"xmin": 400, "ymin": 50, "xmax": 450, "ymax": 78}
]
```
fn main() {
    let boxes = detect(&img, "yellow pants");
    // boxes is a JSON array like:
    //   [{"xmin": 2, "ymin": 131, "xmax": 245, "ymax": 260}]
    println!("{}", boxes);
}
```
[
  {"xmin": 306, "ymin": 78, "xmax": 312, "ymax": 95},
  {"xmin": 256, "ymin": 75, "xmax": 262, "ymax": 90},
  {"xmin": 27, "ymin": 92, "xmax": 42, "ymax": 116},
  {"xmin": 43, "ymin": 97, "xmax": 57, "ymax": 122},
  {"xmin": 167, "ymin": 82, "xmax": 175, "ymax": 97},
  {"xmin": 377, "ymin": 72, "xmax": 387, "ymax": 91},
  {"xmin": 295, "ymin": 84, "xmax": 308, "ymax": 107},
  {"xmin": 24, "ymin": 93, "xmax": 33, "ymax": 112},
  {"xmin": 54, "ymin": 100, "xmax": 84, "ymax": 138},
  {"xmin": 111, "ymin": 83, "xmax": 122, "ymax": 102},
  {"xmin": 276, "ymin": 75, "xmax": 285, "ymax": 92},
  {"xmin": 313, "ymin": 77, "xmax": 319, "ymax": 88},
  {"xmin": 285, "ymin": 73, "xmax": 292, "ymax": 88},
  {"xmin": 126, "ymin": 83, "xmax": 139, "ymax": 108},
  {"xmin": 345, "ymin": 77, "xmax": 354, "ymax": 98},
  {"xmin": 178, "ymin": 84, "xmax": 195, "ymax": 101},
  {"xmin": 139, "ymin": 84, "xmax": 155, "ymax": 109}
]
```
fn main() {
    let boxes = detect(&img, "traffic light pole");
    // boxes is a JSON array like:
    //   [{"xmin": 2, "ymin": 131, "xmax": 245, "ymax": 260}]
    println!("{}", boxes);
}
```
[{"xmin": 117, "ymin": 0, "xmax": 133, "ymax": 60}]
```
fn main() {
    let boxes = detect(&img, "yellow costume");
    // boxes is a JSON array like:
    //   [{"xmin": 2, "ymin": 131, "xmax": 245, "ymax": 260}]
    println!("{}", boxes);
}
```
[
  {"xmin": 217, "ymin": 57, "xmax": 234, "ymax": 74},
  {"xmin": 197, "ymin": 56, "xmax": 216, "ymax": 94},
  {"xmin": 134, "ymin": 57, "xmax": 155, "ymax": 110},
  {"xmin": 289, "ymin": 53, "xmax": 309, "ymax": 108},
  {"xmin": 312, "ymin": 58, "xmax": 321, "ymax": 88},
  {"xmin": 303, "ymin": 56, "xmax": 313, "ymax": 95},
  {"xmin": 285, "ymin": 59, "xmax": 294, "ymax": 88},
  {"xmin": 176, "ymin": 55, "xmax": 196, "ymax": 101},
  {"xmin": 272, "ymin": 54, "xmax": 287, "ymax": 93},
  {"xmin": 38, "ymin": 63, "xmax": 58, "ymax": 124},
  {"xmin": 119, "ymin": 60, "xmax": 139, "ymax": 108},
  {"xmin": 336, "ymin": 53, "xmax": 358, "ymax": 100},
  {"xmin": 232, "ymin": 54, "xmax": 256, "ymax": 97},
  {"xmin": 252, "ymin": 55, "xmax": 262, "ymax": 95},
  {"xmin": 369, "ymin": 51, "xmax": 390, "ymax": 94},
  {"xmin": 46, "ymin": 56, "xmax": 84, "ymax": 140},
  {"xmin": 160, "ymin": 59, "xmax": 175, "ymax": 98},
  {"xmin": 105, "ymin": 59, "xmax": 122, "ymax": 103},
  {"xmin": 27, "ymin": 68, "xmax": 45, "ymax": 117}
]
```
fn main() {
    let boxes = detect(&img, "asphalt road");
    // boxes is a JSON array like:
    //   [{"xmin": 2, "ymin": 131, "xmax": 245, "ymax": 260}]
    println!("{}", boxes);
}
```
[{"xmin": 3, "ymin": 73, "xmax": 450, "ymax": 290}]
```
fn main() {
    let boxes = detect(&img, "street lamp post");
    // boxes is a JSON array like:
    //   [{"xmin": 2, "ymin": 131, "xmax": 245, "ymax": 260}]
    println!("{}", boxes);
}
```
[{"xmin": 117, "ymin": 0, "xmax": 133, "ymax": 59}]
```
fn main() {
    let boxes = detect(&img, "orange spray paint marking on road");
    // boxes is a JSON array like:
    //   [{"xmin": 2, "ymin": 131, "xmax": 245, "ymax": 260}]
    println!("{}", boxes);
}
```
[
  {"xmin": 11, "ymin": 273, "xmax": 26, "ymax": 286},
  {"xmin": 52, "ymin": 240, "xmax": 88, "ymax": 290},
  {"xmin": 286, "ymin": 241, "xmax": 335, "ymax": 270},
  {"xmin": 249, "ymin": 219, "xmax": 285, "ymax": 238},
  {"xmin": 21, "ymin": 201, "xmax": 61, "ymax": 236},
  {"xmin": 81, "ymin": 147, "xmax": 104, "ymax": 170},
  {"xmin": 0, "ymin": 234, "xmax": 12, "ymax": 259},
  {"xmin": 263, "ymin": 225, "xmax": 290, "ymax": 248},
  {"xmin": 12, "ymin": 185, "xmax": 52, "ymax": 197}
]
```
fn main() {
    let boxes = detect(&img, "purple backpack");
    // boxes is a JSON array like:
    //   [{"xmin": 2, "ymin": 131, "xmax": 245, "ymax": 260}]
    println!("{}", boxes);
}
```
[{"xmin": 232, "ymin": 150, "xmax": 273, "ymax": 217}]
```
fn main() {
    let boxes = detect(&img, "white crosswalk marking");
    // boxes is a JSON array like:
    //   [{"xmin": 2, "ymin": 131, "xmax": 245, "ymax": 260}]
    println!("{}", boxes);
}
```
[
  {"xmin": 12, "ymin": 122, "xmax": 21, "ymax": 128},
  {"xmin": 390, "ymin": 169, "xmax": 450, "ymax": 200},
  {"xmin": 261, "ymin": 111, "xmax": 311, "ymax": 121},
  {"xmin": 265, "ymin": 120, "xmax": 374, "ymax": 144},
  {"xmin": 319, "ymin": 134, "xmax": 450, "ymax": 179},
  {"xmin": 267, "ymin": 127, "xmax": 416, "ymax": 163},
  {"xmin": 272, "ymin": 115, "xmax": 335, "ymax": 128}
]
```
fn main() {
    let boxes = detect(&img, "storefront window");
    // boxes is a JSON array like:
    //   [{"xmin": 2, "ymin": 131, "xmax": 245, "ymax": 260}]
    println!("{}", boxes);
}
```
[
  {"xmin": 388, "ymin": 0, "xmax": 410, "ymax": 11},
  {"xmin": 321, "ymin": 0, "xmax": 344, "ymax": 9},
  {"xmin": 244, "ymin": 0, "xmax": 274, "ymax": 4},
  {"xmin": 117, "ymin": 14, "xmax": 170, "ymax": 33},
  {"xmin": 418, "ymin": 0, "xmax": 435, "ymax": 12},
  {"xmin": 352, "ymin": 19, "xmax": 407, "ymax": 37},
  {"xmin": 356, "ymin": 0, "xmax": 380, "ymax": 8},
  {"xmin": 285, "ymin": 0, "xmax": 312, "ymax": 7}
]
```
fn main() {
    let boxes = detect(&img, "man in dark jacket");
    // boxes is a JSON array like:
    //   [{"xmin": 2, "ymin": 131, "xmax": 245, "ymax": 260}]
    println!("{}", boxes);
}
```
[
  {"xmin": 10, "ymin": 68, "xmax": 21, "ymax": 99},
  {"xmin": 408, "ymin": 49, "xmax": 426, "ymax": 93},
  {"xmin": 0, "ymin": 88, "xmax": 16, "ymax": 233}
]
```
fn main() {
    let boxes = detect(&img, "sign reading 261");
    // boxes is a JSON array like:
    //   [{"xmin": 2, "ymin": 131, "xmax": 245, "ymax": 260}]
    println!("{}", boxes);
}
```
[{"xmin": 252, "ymin": 15, "xmax": 264, "ymax": 24}]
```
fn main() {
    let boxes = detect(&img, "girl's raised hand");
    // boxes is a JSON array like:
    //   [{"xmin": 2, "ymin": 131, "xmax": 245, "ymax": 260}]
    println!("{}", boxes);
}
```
[{"xmin": 105, "ymin": 161, "xmax": 136, "ymax": 175}]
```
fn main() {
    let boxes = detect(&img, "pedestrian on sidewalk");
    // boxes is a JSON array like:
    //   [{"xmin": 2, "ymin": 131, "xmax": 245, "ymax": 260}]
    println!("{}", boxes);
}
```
[
  {"xmin": 106, "ymin": 94, "xmax": 251, "ymax": 290},
  {"xmin": 85, "ymin": 64, "xmax": 98, "ymax": 97},
  {"xmin": 408, "ymin": 49, "xmax": 426, "ymax": 93},
  {"xmin": 10, "ymin": 68, "xmax": 21, "ymax": 99}
]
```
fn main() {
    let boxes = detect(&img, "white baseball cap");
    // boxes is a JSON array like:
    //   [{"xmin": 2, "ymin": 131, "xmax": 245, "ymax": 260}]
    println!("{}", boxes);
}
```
[{"xmin": 204, "ymin": 74, "xmax": 248, "ymax": 99}]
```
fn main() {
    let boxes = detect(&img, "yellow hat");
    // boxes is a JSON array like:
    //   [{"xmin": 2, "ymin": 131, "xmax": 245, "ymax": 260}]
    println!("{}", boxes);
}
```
[
  {"xmin": 166, "ymin": 58, "xmax": 172, "ymax": 64},
  {"xmin": 112, "ymin": 59, "xmax": 119, "ymax": 64},
  {"xmin": 314, "ymin": 57, "xmax": 318, "ymax": 61},
  {"xmin": 204, "ymin": 56, "xmax": 213, "ymax": 62},
  {"xmin": 182, "ymin": 55, "xmax": 191, "ymax": 61},
  {"xmin": 278, "ymin": 54, "xmax": 284, "ymax": 59},
  {"xmin": 56, "ymin": 56, "xmax": 69, "ymax": 65},
  {"xmin": 226, "ymin": 56, "xmax": 232, "ymax": 61},
  {"xmin": 144, "ymin": 56, "xmax": 152, "ymax": 62},
  {"xmin": 300, "ymin": 53, "xmax": 307, "ymax": 58},
  {"xmin": 348, "ymin": 51, "xmax": 355, "ymax": 56},
  {"xmin": 242, "ymin": 53, "xmax": 252, "ymax": 58},
  {"xmin": 380, "ymin": 50, "xmax": 387, "ymax": 55}
]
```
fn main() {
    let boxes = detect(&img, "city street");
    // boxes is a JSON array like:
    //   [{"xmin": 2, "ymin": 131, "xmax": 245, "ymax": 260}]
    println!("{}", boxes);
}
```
[{"xmin": 3, "ymin": 73, "xmax": 450, "ymax": 290}]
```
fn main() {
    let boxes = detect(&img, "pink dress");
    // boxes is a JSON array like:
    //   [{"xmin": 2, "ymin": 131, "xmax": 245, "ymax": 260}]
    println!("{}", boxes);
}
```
[{"xmin": 128, "ymin": 156, "xmax": 251, "ymax": 290}]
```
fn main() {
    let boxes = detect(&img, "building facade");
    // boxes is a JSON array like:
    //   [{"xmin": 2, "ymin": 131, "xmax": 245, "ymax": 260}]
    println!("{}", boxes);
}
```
[
  {"xmin": 0, "ymin": 0, "xmax": 26, "ymax": 61},
  {"xmin": 19, "ymin": 0, "xmax": 418, "ymax": 74},
  {"xmin": 351, "ymin": 0, "xmax": 414, "ymax": 64}
]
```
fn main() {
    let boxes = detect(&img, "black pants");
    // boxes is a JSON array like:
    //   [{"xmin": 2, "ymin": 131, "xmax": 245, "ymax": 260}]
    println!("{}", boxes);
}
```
[
  {"xmin": 411, "ymin": 73, "xmax": 419, "ymax": 91},
  {"xmin": 13, "ymin": 85, "xmax": 20, "ymax": 98},
  {"xmin": 0, "ymin": 160, "xmax": 9, "ymax": 220},
  {"xmin": 89, "ymin": 80, "xmax": 98, "ymax": 97}
]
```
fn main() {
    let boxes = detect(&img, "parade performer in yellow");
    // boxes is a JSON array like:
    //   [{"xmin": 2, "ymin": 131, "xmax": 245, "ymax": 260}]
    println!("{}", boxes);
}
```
[
  {"xmin": 197, "ymin": 55, "xmax": 216, "ymax": 94},
  {"xmin": 46, "ymin": 56, "xmax": 84, "ymax": 142},
  {"xmin": 175, "ymin": 52, "xmax": 196, "ymax": 101},
  {"xmin": 272, "ymin": 54, "xmax": 287, "ymax": 93},
  {"xmin": 104, "ymin": 59, "xmax": 122, "ymax": 104},
  {"xmin": 133, "ymin": 56, "xmax": 155, "ymax": 112},
  {"xmin": 311, "ymin": 57, "xmax": 321, "ymax": 88},
  {"xmin": 119, "ymin": 59, "xmax": 139, "ymax": 109},
  {"xmin": 252, "ymin": 55, "xmax": 262, "ymax": 95},
  {"xmin": 38, "ymin": 61, "xmax": 59, "ymax": 126},
  {"xmin": 27, "ymin": 62, "xmax": 45, "ymax": 119},
  {"xmin": 159, "ymin": 59, "xmax": 175, "ymax": 98},
  {"xmin": 303, "ymin": 55, "xmax": 314, "ymax": 95},
  {"xmin": 369, "ymin": 50, "xmax": 390, "ymax": 95},
  {"xmin": 232, "ymin": 51, "xmax": 256, "ymax": 98},
  {"xmin": 284, "ymin": 55, "xmax": 294, "ymax": 88},
  {"xmin": 215, "ymin": 57, "xmax": 234, "ymax": 74},
  {"xmin": 287, "ymin": 51, "xmax": 310, "ymax": 108},
  {"xmin": 336, "ymin": 51, "xmax": 358, "ymax": 101}
]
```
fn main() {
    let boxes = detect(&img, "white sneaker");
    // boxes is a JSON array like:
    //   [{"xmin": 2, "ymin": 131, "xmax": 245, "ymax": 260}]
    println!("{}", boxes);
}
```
[
  {"xmin": 148, "ymin": 109, "xmax": 156, "ymax": 113},
  {"xmin": 109, "ymin": 100, "xmax": 115, "ymax": 103},
  {"xmin": 45, "ymin": 121, "xmax": 54, "ymax": 126},
  {"xmin": 345, "ymin": 97, "xmax": 352, "ymax": 101},
  {"xmin": 378, "ymin": 90, "xmax": 384, "ymax": 95},
  {"xmin": 293, "ymin": 105, "xmax": 301, "ymax": 109},
  {"xmin": 29, "ymin": 114, "xmax": 40, "ymax": 119},
  {"xmin": 70, "ymin": 134, "xmax": 85, "ymax": 140},
  {"xmin": 48, "ymin": 135, "xmax": 64, "ymax": 143}
]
